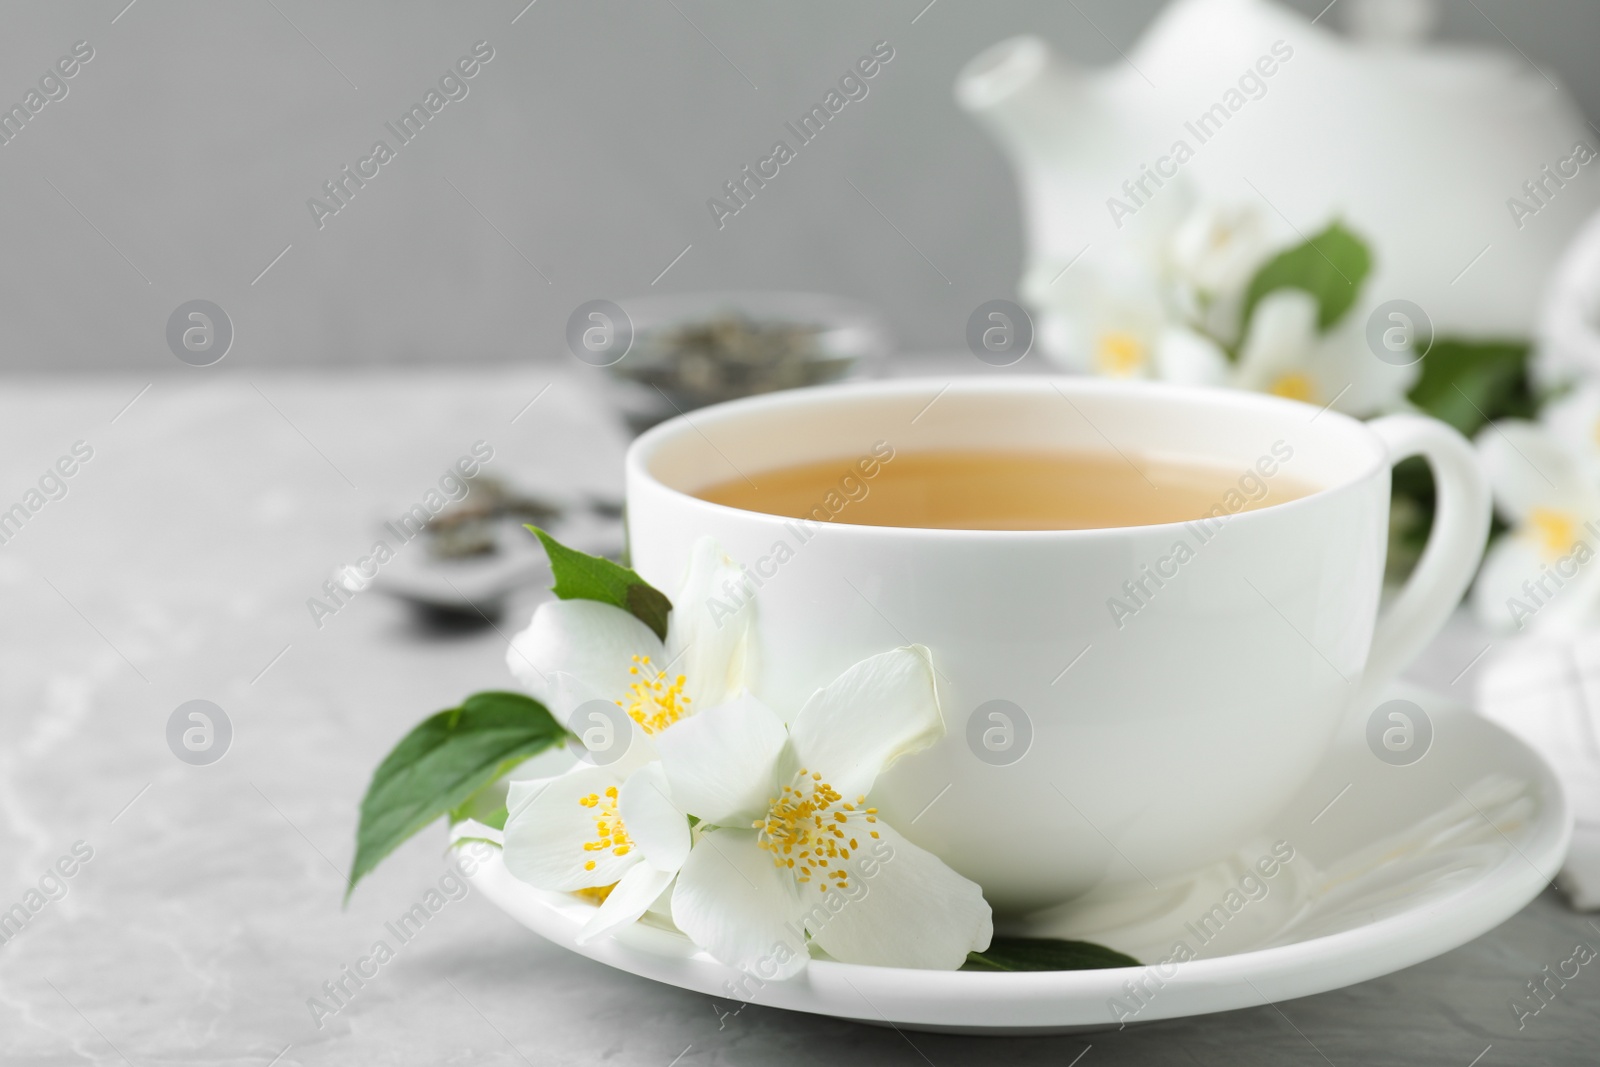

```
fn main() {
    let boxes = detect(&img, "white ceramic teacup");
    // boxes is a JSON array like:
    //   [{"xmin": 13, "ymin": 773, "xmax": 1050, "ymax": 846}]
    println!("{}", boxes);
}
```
[{"xmin": 625, "ymin": 377, "xmax": 1490, "ymax": 914}]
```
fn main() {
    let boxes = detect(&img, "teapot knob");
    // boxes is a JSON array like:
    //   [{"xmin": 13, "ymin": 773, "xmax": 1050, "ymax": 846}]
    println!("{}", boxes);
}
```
[{"xmin": 1343, "ymin": 0, "xmax": 1439, "ymax": 45}]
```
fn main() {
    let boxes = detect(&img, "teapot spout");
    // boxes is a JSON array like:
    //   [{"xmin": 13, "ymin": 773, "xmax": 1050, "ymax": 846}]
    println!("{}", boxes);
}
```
[{"xmin": 956, "ymin": 36, "xmax": 1085, "ymax": 164}]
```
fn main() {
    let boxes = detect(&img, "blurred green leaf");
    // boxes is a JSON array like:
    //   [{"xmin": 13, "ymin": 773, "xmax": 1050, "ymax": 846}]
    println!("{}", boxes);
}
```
[
  {"xmin": 1239, "ymin": 220, "xmax": 1372, "ymax": 340},
  {"xmin": 1405, "ymin": 337, "xmax": 1535, "ymax": 438}
]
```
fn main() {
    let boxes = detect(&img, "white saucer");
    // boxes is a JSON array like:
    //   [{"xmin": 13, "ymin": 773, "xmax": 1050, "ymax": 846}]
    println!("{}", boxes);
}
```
[{"xmin": 459, "ymin": 683, "xmax": 1570, "ymax": 1035}]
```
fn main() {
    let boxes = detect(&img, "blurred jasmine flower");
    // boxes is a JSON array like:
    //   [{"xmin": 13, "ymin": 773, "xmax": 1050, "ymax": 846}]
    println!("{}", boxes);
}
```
[
  {"xmin": 1032, "ymin": 256, "xmax": 1194, "ymax": 380},
  {"xmin": 1534, "ymin": 207, "xmax": 1600, "ymax": 390},
  {"xmin": 1234, "ymin": 290, "xmax": 1340, "ymax": 404},
  {"xmin": 1473, "ymin": 385, "xmax": 1600, "ymax": 633},
  {"xmin": 1028, "ymin": 199, "xmax": 1408, "ymax": 415},
  {"xmin": 1170, "ymin": 200, "xmax": 1270, "ymax": 295},
  {"xmin": 1155, "ymin": 289, "xmax": 1412, "ymax": 415},
  {"xmin": 1026, "ymin": 181, "xmax": 1199, "ymax": 378}
]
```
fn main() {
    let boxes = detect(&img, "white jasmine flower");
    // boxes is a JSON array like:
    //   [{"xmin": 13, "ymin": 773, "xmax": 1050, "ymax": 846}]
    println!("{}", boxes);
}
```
[
  {"xmin": 1165, "ymin": 289, "xmax": 1412, "ymax": 416},
  {"xmin": 653, "ymin": 646, "xmax": 992, "ymax": 978},
  {"xmin": 1534, "ymin": 207, "xmax": 1600, "ymax": 390},
  {"xmin": 1473, "ymin": 386, "xmax": 1600, "ymax": 633},
  {"xmin": 506, "ymin": 537, "xmax": 754, "ymax": 756},
  {"xmin": 1033, "ymin": 258, "xmax": 1179, "ymax": 380},
  {"xmin": 1147, "ymin": 325, "xmax": 1233, "ymax": 387},
  {"xmin": 503, "ymin": 762, "xmax": 691, "ymax": 943},
  {"xmin": 1233, "ymin": 290, "xmax": 1330, "ymax": 402},
  {"xmin": 1167, "ymin": 200, "xmax": 1272, "ymax": 346},
  {"xmin": 1169, "ymin": 200, "xmax": 1271, "ymax": 301}
]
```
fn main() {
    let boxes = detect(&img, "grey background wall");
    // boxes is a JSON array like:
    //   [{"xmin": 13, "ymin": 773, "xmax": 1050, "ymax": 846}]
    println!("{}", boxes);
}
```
[{"xmin": 0, "ymin": 0, "xmax": 1596, "ymax": 373}]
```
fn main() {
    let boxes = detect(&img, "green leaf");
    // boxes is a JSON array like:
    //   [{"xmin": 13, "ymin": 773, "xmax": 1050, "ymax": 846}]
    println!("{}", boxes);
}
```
[
  {"xmin": 348, "ymin": 691, "xmax": 566, "ymax": 900},
  {"xmin": 1388, "ymin": 338, "xmax": 1533, "ymax": 584},
  {"xmin": 1239, "ymin": 220, "xmax": 1372, "ymax": 339},
  {"xmin": 528, "ymin": 525, "xmax": 672, "ymax": 641},
  {"xmin": 963, "ymin": 937, "xmax": 1140, "ymax": 972},
  {"xmin": 476, "ymin": 805, "xmax": 509, "ymax": 831},
  {"xmin": 451, "ymin": 836, "xmax": 503, "ymax": 851},
  {"xmin": 1404, "ymin": 336, "xmax": 1536, "ymax": 438},
  {"xmin": 625, "ymin": 583, "xmax": 673, "ymax": 643},
  {"xmin": 448, "ymin": 786, "xmax": 509, "ymax": 830}
]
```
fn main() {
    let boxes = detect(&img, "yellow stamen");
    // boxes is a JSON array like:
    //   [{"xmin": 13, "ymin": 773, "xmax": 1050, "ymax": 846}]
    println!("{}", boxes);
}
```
[
  {"xmin": 577, "ymin": 786, "xmax": 634, "ymax": 871},
  {"xmin": 616, "ymin": 654, "xmax": 691, "ymax": 734},
  {"xmin": 1094, "ymin": 331, "xmax": 1146, "ymax": 378},
  {"xmin": 1527, "ymin": 507, "xmax": 1579, "ymax": 560},
  {"xmin": 754, "ymin": 778, "xmax": 869, "ymax": 894},
  {"xmin": 1267, "ymin": 372, "xmax": 1315, "ymax": 403},
  {"xmin": 572, "ymin": 883, "xmax": 616, "ymax": 906}
]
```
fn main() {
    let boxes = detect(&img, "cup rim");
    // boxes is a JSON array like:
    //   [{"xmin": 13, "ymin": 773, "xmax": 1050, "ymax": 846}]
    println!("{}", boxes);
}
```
[{"xmin": 625, "ymin": 375, "xmax": 1389, "ymax": 540}]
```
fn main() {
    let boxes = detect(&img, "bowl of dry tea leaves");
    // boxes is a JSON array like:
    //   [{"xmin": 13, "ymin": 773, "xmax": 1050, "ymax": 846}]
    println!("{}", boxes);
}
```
[{"xmin": 600, "ymin": 291, "xmax": 889, "ymax": 433}]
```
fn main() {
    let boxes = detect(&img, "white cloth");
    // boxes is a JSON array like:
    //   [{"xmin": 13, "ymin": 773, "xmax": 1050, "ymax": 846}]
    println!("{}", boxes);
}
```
[{"xmin": 1476, "ymin": 633, "xmax": 1600, "ymax": 909}]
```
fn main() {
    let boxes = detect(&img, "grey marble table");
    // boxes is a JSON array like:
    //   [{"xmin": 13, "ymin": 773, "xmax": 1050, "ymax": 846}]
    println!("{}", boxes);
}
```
[{"xmin": 0, "ymin": 365, "xmax": 1595, "ymax": 1067}]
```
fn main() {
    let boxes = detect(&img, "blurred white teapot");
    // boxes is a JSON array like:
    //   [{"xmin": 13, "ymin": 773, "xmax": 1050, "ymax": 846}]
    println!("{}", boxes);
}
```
[{"xmin": 958, "ymin": 0, "xmax": 1600, "ymax": 353}]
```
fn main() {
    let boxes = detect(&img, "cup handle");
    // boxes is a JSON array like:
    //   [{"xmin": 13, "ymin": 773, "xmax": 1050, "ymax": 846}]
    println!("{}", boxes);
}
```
[{"xmin": 1360, "ymin": 414, "xmax": 1491, "ymax": 697}]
